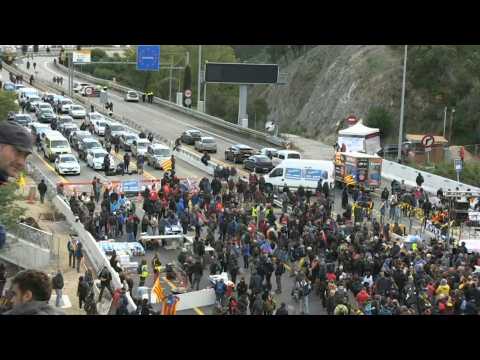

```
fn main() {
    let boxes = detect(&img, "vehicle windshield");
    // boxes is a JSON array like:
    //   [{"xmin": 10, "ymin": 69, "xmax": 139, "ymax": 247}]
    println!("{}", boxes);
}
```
[
  {"xmin": 288, "ymin": 153, "xmax": 301, "ymax": 159},
  {"xmin": 137, "ymin": 142, "xmax": 148, "ymax": 148},
  {"xmin": 97, "ymin": 121, "xmax": 107, "ymax": 127},
  {"xmin": 154, "ymin": 149, "xmax": 170, "ymax": 156},
  {"xmin": 60, "ymin": 156, "xmax": 76, "ymax": 163},
  {"xmin": 189, "ymin": 131, "xmax": 201, "ymax": 136},
  {"xmin": 39, "ymin": 104, "xmax": 51, "ymax": 109},
  {"xmin": 94, "ymin": 152, "xmax": 107, "ymax": 158},
  {"xmin": 41, "ymin": 110, "xmax": 54, "ymax": 115},
  {"xmin": 109, "ymin": 125, "xmax": 125, "ymax": 132},
  {"xmin": 85, "ymin": 141, "xmax": 101, "ymax": 149},
  {"xmin": 71, "ymin": 106, "xmax": 83, "ymax": 111},
  {"xmin": 59, "ymin": 117, "xmax": 73, "ymax": 123},
  {"xmin": 51, "ymin": 140, "xmax": 69, "ymax": 148},
  {"xmin": 256, "ymin": 156, "xmax": 270, "ymax": 162},
  {"xmin": 126, "ymin": 135, "xmax": 137, "ymax": 141},
  {"xmin": 90, "ymin": 114, "xmax": 102, "ymax": 120},
  {"xmin": 203, "ymin": 139, "xmax": 215, "ymax": 143},
  {"xmin": 62, "ymin": 100, "xmax": 73, "ymax": 105},
  {"xmin": 128, "ymin": 92, "xmax": 137, "ymax": 96}
]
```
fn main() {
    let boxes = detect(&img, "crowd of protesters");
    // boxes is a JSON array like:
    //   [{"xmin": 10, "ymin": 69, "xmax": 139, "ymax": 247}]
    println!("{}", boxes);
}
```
[{"xmin": 56, "ymin": 153, "xmax": 480, "ymax": 315}]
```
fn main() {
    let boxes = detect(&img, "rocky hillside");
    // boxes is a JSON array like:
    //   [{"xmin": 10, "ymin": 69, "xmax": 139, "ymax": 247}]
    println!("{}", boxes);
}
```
[
  {"xmin": 249, "ymin": 45, "xmax": 480, "ymax": 146},
  {"xmin": 250, "ymin": 45, "xmax": 403, "ymax": 145}
]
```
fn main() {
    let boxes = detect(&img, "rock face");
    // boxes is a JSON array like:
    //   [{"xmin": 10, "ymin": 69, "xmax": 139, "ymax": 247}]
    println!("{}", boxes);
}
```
[{"xmin": 253, "ymin": 45, "xmax": 404, "ymax": 145}]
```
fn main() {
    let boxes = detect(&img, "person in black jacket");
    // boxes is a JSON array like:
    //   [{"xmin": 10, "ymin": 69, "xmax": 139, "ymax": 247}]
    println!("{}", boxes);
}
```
[
  {"xmin": 77, "ymin": 276, "xmax": 89, "ymax": 310},
  {"xmin": 75, "ymin": 241, "xmax": 83, "ymax": 273},
  {"xmin": 416, "ymin": 172, "xmax": 424, "ymax": 187},
  {"xmin": 51, "ymin": 270, "xmax": 64, "ymax": 307},
  {"xmin": 98, "ymin": 266, "xmax": 114, "ymax": 302},
  {"xmin": 37, "ymin": 179, "xmax": 47, "ymax": 204},
  {"xmin": 0, "ymin": 263, "xmax": 6, "ymax": 297},
  {"xmin": 275, "ymin": 302, "xmax": 288, "ymax": 315}
]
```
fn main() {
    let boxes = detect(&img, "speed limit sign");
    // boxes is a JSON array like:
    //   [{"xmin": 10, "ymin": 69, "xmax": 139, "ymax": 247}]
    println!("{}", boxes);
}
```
[
  {"xmin": 184, "ymin": 98, "xmax": 192, "ymax": 106},
  {"xmin": 184, "ymin": 89, "xmax": 192, "ymax": 98}
]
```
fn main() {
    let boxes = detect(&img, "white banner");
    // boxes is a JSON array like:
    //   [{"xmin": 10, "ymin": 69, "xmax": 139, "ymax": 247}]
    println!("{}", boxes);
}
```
[
  {"xmin": 338, "ymin": 136, "xmax": 364, "ymax": 153},
  {"xmin": 72, "ymin": 50, "xmax": 91, "ymax": 63}
]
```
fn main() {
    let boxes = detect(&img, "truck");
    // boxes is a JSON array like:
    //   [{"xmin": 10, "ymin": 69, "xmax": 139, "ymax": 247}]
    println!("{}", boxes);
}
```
[{"xmin": 334, "ymin": 151, "xmax": 382, "ymax": 191}]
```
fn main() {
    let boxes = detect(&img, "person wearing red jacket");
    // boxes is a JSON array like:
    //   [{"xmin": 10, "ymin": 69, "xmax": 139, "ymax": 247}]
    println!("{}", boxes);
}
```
[{"xmin": 356, "ymin": 287, "xmax": 370, "ymax": 307}]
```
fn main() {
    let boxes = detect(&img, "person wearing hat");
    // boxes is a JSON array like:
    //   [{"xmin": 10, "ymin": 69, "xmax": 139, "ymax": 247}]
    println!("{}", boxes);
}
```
[{"xmin": 0, "ymin": 121, "xmax": 33, "ymax": 185}]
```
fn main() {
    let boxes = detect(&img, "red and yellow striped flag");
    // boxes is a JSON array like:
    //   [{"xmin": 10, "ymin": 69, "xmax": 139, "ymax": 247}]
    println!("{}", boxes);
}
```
[
  {"xmin": 162, "ymin": 294, "xmax": 180, "ymax": 315},
  {"xmin": 152, "ymin": 277, "xmax": 166, "ymax": 303},
  {"xmin": 161, "ymin": 159, "xmax": 172, "ymax": 172}
]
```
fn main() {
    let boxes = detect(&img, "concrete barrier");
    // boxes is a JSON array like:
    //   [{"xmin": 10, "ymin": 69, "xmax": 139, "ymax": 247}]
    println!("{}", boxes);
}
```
[
  {"xmin": 1, "ymin": 234, "xmax": 51, "ymax": 270},
  {"xmin": 382, "ymin": 159, "xmax": 480, "ymax": 195}
]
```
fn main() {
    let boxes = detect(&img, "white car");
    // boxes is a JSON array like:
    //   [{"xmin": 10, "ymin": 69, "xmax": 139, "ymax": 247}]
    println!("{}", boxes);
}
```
[
  {"xmin": 35, "ymin": 102, "xmax": 53, "ymax": 115},
  {"xmin": 86, "ymin": 112, "xmax": 104, "ymax": 127},
  {"xmin": 87, "ymin": 149, "xmax": 115, "ymax": 170},
  {"xmin": 73, "ymin": 82, "xmax": 90, "ymax": 93},
  {"xmin": 259, "ymin": 147, "xmax": 279, "ymax": 159},
  {"xmin": 54, "ymin": 154, "xmax": 81, "ymax": 175},
  {"xmin": 124, "ymin": 91, "xmax": 139, "ymax": 102},
  {"xmin": 69, "ymin": 105, "xmax": 86, "ymax": 119},
  {"xmin": 131, "ymin": 138, "xmax": 150, "ymax": 158},
  {"xmin": 93, "ymin": 119, "xmax": 109, "ymax": 136},
  {"xmin": 60, "ymin": 98, "xmax": 74, "ymax": 113}
]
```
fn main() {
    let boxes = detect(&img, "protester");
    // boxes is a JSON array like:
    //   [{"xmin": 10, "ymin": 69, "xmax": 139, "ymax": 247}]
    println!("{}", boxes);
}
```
[
  {"xmin": 51, "ymin": 270, "xmax": 64, "ymax": 307},
  {"xmin": 37, "ymin": 179, "xmax": 48, "ymax": 204}
]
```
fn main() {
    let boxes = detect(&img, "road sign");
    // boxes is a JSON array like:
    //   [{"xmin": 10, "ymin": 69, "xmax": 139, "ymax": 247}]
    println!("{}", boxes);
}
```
[
  {"xmin": 455, "ymin": 158, "xmax": 463, "ymax": 172},
  {"xmin": 72, "ymin": 49, "xmax": 91, "ymax": 63},
  {"xmin": 85, "ymin": 87, "xmax": 93, "ymax": 96},
  {"xmin": 346, "ymin": 115, "xmax": 358, "ymax": 125},
  {"xmin": 421, "ymin": 134, "xmax": 435, "ymax": 148},
  {"xmin": 184, "ymin": 98, "xmax": 192, "ymax": 106},
  {"xmin": 184, "ymin": 89, "xmax": 192, "ymax": 98},
  {"xmin": 136, "ymin": 45, "xmax": 161, "ymax": 71}
]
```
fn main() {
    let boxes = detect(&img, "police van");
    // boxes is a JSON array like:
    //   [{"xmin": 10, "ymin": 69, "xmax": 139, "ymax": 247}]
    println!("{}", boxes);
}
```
[
  {"xmin": 41, "ymin": 130, "xmax": 72, "ymax": 162},
  {"xmin": 263, "ymin": 159, "xmax": 335, "ymax": 193}
]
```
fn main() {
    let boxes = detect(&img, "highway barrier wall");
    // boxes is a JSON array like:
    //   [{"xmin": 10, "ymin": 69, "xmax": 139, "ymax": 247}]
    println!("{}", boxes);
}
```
[
  {"xmin": 382, "ymin": 159, "xmax": 480, "ymax": 195},
  {"xmin": 1, "ymin": 234, "xmax": 51, "ymax": 270}
]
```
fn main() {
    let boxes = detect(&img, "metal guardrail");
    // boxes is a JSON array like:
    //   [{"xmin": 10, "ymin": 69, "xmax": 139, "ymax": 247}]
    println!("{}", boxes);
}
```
[
  {"xmin": 9, "ymin": 223, "xmax": 52, "ymax": 251},
  {"xmin": 51, "ymin": 60, "xmax": 289, "ymax": 148}
]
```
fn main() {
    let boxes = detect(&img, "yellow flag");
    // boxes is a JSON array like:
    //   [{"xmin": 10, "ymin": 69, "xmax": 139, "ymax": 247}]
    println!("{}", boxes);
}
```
[
  {"xmin": 17, "ymin": 174, "xmax": 26, "ymax": 188},
  {"xmin": 152, "ymin": 277, "xmax": 165, "ymax": 303},
  {"xmin": 161, "ymin": 159, "xmax": 172, "ymax": 172}
]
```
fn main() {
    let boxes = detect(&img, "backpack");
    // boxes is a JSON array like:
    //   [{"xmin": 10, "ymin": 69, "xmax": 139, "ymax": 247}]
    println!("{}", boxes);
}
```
[{"xmin": 137, "ymin": 264, "xmax": 143, "ymax": 275}]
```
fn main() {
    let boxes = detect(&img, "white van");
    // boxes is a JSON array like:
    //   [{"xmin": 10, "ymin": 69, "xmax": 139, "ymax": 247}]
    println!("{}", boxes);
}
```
[
  {"xmin": 263, "ymin": 159, "xmax": 334, "ymax": 192},
  {"xmin": 41, "ymin": 130, "xmax": 72, "ymax": 162},
  {"xmin": 272, "ymin": 149, "xmax": 301, "ymax": 166}
]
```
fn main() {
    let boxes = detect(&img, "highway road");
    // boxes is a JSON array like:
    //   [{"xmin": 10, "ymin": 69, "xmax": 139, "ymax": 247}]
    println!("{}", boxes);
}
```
[{"xmin": 17, "ymin": 57, "xmax": 284, "ymax": 169}]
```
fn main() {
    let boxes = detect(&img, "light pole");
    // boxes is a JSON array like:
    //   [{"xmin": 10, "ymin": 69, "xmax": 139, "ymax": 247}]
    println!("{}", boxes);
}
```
[
  {"xmin": 397, "ymin": 45, "xmax": 408, "ymax": 163},
  {"xmin": 197, "ymin": 45, "xmax": 202, "ymax": 111},
  {"xmin": 449, "ymin": 107, "xmax": 455, "ymax": 144},
  {"xmin": 443, "ymin": 106, "xmax": 448, "ymax": 138}
]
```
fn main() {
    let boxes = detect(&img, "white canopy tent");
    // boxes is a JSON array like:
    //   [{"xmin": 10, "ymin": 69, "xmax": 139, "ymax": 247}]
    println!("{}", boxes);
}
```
[{"xmin": 337, "ymin": 120, "xmax": 381, "ymax": 155}]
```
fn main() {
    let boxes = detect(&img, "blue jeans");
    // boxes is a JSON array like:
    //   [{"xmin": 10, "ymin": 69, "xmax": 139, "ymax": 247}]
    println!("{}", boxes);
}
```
[
  {"xmin": 127, "ymin": 232, "xmax": 135, "ymax": 242},
  {"xmin": 299, "ymin": 295, "xmax": 310, "ymax": 314},
  {"xmin": 55, "ymin": 289, "xmax": 62, "ymax": 307}
]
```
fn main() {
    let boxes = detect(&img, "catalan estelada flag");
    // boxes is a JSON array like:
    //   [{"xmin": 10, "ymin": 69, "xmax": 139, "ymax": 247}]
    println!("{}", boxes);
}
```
[
  {"xmin": 161, "ymin": 158, "xmax": 172, "ymax": 172},
  {"xmin": 162, "ymin": 294, "xmax": 180, "ymax": 315},
  {"xmin": 152, "ymin": 277, "xmax": 166, "ymax": 303}
]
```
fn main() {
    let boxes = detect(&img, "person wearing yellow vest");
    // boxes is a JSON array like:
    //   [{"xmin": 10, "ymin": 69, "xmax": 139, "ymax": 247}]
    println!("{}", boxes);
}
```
[
  {"xmin": 139, "ymin": 259, "xmax": 149, "ymax": 286},
  {"xmin": 251, "ymin": 205, "xmax": 259, "ymax": 222}
]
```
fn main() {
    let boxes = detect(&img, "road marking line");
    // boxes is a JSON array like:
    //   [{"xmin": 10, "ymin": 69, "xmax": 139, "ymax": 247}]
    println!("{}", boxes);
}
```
[{"xmin": 193, "ymin": 307, "xmax": 205, "ymax": 315}]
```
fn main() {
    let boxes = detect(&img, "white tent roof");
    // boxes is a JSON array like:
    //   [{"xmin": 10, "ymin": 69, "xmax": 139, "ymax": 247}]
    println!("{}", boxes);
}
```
[{"xmin": 338, "ymin": 120, "xmax": 379, "ymax": 137}]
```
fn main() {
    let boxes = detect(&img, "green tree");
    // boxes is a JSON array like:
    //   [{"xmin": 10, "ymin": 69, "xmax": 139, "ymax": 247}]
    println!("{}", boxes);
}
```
[
  {"xmin": 0, "ymin": 91, "xmax": 19, "ymax": 120},
  {"xmin": 90, "ymin": 48, "xmax": 108, "ymax": 62},
  {"xmin": 365, "ymin": 106, "xmax": 393, "ymax": 138},
  {"xmin": 0, "ymin": 182, "xmax": 26, "ymax": 229}
]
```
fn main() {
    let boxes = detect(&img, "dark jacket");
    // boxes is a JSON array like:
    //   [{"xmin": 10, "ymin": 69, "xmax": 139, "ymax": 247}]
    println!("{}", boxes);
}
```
[
  {"xmin": 37, "ymin": 182, "xmax": 47, "ymax": 195},
  {"xmin": 275, "ymin": 305, "xmax": 288, "ymax": 315},
  {"xmin": 52, "ymin": 273, "xmax": 64, "ymax": 290},
  {"xmin": 4, "ymin": 301, "xmax": 64, "ymax": 315},
  {"xmin": 77, "ymin": 279, "xmax": 89, "ymax": 298}
]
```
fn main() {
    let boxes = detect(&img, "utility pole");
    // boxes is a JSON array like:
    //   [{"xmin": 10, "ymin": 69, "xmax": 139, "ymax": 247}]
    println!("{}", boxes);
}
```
[
  {"xmin": 169, "ymin": 56, "xmax": 173, "ymax": 102},
  {"xmin": 449, "ymin": 107, "xmax": 455, "ymax": 144},
  {"xmin": 197, "ymin": 45, "xmax": 202, "ymax": 111},
  {"xmin": 397, "ymin": 45, "xmax": 408, "ymax": 163},
  {"xmin": 186, "ymin": 51, "xmax": 190, "ymax": 66},
  {"xmin": 443, "ymin": 106, "xmax": 448, "ymax": 138}
]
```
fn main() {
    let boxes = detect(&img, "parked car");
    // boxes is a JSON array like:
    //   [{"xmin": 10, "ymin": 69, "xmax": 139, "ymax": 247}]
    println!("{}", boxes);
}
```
[
  {"xmin": 52, "ymin": 115, "xmax": 73, "ymax": 131},
  {"xmin": 93, "ymin": 119, "xmax": 109, "ymax": 136},
  {"xmin": 259, "ymin": 147, "xmax": 279, "ymax": 159},
  {"xmin": 78, "ymin": 137, "xmax": 102, "ymax": 160},
  {"xmin": 12, "ymin": 113, "xmax": 33, "ymax": 126},
  {"xmin": 124, "ymin": 90, "xmax": 139, "ymax": 102},
  {"xmin": 105, "ymin": 123, "xmax": 127, "ymax": 142},
  {"xmin": 87, "ymin": 148, "xmax": 115, "ymax": 170},
  {"xmin": 131, "ymin": 138, "xmax": 150, "ymax": 158},
  {"xmin": 58, "ymin": 98, "xmax": 74, "ymax": 114},
  {"xmin": 73, "ymin": 82, "xmax": 90, "ymax": 93},
  {"xmin": 37, "ymin": 109, "xmax": 56, "ymax": 124},
  {"xmin": 180, "ymin": 129, "xmax": 202, "ymax": 145},
  {"xmin": 225, "ymin": 144, "xmax": 255, "ymax": 163},
  {"xmin": 119, "ymin": 133, "xmax": 139, "ymax": 151},
  {"xmin": 194, "ymin": 136, "xmax": 217, "ymax": 153},
  {"xmin": 54, "ymin": 154, "xmax": 81, "ymax": 175},
  {"xmin": 243, "ymin": 155, "xmax": 274, "ymax": 173},
  {"xmin": 61, "ymin": 123, "xmax": 79, "ymax": 139},
  {"xmin": 145, "ymin": 143, "xmax": 171, "ymax": 169},
  {"xmin": 69, "ymin": 130, "xmax": 93, "ymax": 150},
  {"xmin": 68, "ymin": 104, "xmax": 86, "ymax": 119},
  {"xmin": 35, "ymin": 102, "xmax": 53, "ymax": 115},
  {"xmin": 86, "ymin": 112, "xmax": 104, "ymax": 127}
]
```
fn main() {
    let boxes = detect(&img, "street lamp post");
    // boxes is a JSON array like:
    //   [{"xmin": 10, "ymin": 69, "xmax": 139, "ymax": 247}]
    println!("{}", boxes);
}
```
[
  {"xmin": 449, "ymin": 107, "xmax": 456, "ymax": 144},
  {"xmin": 197, "ymin": 45, "xmax": 202, "ymax": 111},
  {"xmin": 397, "ymin": 45, "xmax": 408, "ymax": 163}
]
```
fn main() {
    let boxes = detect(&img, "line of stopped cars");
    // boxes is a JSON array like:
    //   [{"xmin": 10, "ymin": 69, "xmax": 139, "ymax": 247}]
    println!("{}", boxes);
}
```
[{"xmin": 179, "ymin": 129, "xmax": 301, "ymax": 174}]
